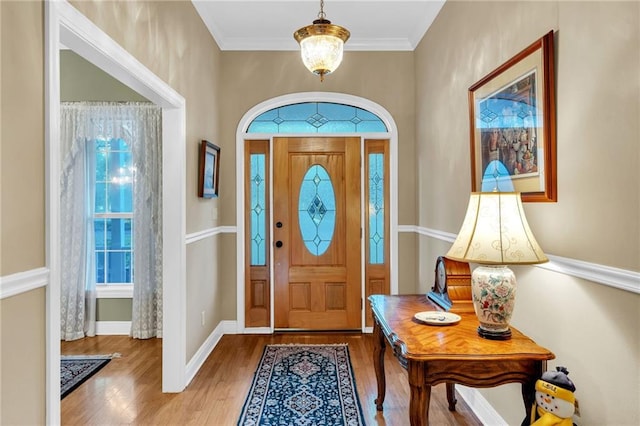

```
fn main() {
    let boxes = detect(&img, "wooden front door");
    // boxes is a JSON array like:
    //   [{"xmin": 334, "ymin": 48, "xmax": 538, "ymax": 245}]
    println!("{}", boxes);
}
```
[{"xmin": 273, "ymin": 137, "xmax": 361, "ymax": 329}]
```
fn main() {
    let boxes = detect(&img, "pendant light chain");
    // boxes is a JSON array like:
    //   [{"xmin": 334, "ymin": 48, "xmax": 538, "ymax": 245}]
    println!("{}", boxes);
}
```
[{"xmin": 318, "ymin": 0, "xmax": 326, "ymax": 20}]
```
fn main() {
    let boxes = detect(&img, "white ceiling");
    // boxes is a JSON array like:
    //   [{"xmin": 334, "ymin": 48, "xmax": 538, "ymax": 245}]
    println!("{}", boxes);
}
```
[{"xmin": 191, "ymin": 0, "xmax": 446, "ymax": 51}]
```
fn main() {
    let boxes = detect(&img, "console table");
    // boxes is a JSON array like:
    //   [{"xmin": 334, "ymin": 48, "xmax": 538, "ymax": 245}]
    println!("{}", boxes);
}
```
[{"xmin": 369, "ymin": 294, "xmax": 554, "ymax": 426}]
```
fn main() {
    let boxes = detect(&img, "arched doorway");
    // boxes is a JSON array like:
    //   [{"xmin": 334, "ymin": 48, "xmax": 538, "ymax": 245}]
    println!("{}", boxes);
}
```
[{"xmin": 235, "ymin": 92, "xmax": 399, "ymax": 333}]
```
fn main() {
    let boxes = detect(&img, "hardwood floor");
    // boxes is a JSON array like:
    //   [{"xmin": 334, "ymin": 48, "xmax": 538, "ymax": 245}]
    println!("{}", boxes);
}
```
[{"xmin": 61, "ymin": 333, "xmax": 482, "ymax": 425}]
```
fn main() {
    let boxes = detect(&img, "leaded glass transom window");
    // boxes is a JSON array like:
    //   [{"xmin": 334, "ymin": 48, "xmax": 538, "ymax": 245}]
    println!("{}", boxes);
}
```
[
  {"xmin": 298, "ymin": 165, "xmax": 336, "ymax": 256},
  {"xmin": 250, "ymin": 154, "xmax": 266, "ymax": 265},
  {"xmin": 247, "ymin": 102, "xmax": 387, "ymax": 133},
  {"xmin": 368, "ymin": 153, "xmax": 384, "ymax": 264}
]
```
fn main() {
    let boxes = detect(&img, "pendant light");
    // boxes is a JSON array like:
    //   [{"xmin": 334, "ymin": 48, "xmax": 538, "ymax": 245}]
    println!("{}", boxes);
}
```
[{"xmin": 293, "ymin": 0, "xmax": 350, "ymax": 82}]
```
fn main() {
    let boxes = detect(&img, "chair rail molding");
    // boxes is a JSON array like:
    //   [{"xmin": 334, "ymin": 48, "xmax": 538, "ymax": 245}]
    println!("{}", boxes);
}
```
[
  {"xmin": 186, "ymin": 226, "xmax": 237, "ymax": 245},
  {"xmin": 0, "ymin": 267, "xmax": 49, "ymax": 300},
  {"xmin": 411, "ymin": 225, "xmax": 640, "ymax": 294}
]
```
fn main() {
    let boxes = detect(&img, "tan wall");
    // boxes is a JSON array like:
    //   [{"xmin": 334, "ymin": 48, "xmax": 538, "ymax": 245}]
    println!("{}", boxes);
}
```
[
  {"xmin": 1, "ymin": 0, "xmax": 223, "ymax": 422},
  {"xmin": 219, "ymin": 50, "xmax": 419, "ymax": 297},
  {"xmin": 416, "ymin": 1, "xmax": 639, "ymax": 424},
  {"xmin": 1, "ymin": 1, "xmax": 45, "ymax": 276},
  {"xmin": 61, "ymin": 49, "xmax": 149, "ymax": 102},
  {"xmin": 218, "ymin": 50, "xmax": 418, "ymax": 227},
  {"xmin": 0, "ymin": 1, "xmax": 46, "ymax": 424},
  {"xmin": 0, "ymin": 289, "xmax": 46, "ymax": 425},
  {"xmin": 67, "ymin": 0, "xmax": 226, "ymax": 362},
  {"xmin": 5, "ymin": 0, "xmax": 636, "ymax": 424}
]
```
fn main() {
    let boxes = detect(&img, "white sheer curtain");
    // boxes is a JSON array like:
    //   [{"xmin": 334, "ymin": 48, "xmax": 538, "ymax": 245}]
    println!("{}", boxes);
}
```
[
  {"xmin": 129, "ymin": 105, "xmax": 163, "ymax": 339},
  {"xmin": 60, "ymin": 109, "xmax": 96, "ymax": 340},
  {"xmin": 60, "ymin": 102, "xmax": 162, "ymax": 341}
]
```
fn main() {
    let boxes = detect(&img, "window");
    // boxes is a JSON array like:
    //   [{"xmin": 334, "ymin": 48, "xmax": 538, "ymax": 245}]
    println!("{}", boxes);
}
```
[
  {"xmin": 245, "ymin": 140, "xmax": 270, "ymax": 327},
  {"xmin": 364, "ymin": 139, "xmax": 390, "ymax": 326},
  {"xmin": 250, "ymin": 153, "xmax": 267, "ymax": 266},
  {"xmin": 94, "ymin": 138, "xmax": 134, "ymax": 286},
  {"xmin": 368, "ymin": 153, "xmax": 385, "ymax": 264},
  {"xmin": 298, "ymin": 164, "xmax": 336, "ymax": 256},
  {"xmin": 247, "ymin": 102, "xmax": 387, "ymax": 133}
]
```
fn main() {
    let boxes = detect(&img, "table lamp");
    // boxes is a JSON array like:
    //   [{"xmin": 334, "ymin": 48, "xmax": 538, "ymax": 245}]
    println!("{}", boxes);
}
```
[{"xmin": 445, "ymin": 192, "xmax": 548, "ymax": 340}]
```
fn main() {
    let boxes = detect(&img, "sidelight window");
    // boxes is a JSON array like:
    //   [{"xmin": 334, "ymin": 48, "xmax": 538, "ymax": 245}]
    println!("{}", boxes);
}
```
[{"xmin": 250, "ymin": 153, "xmax": 267, "ymax": 266}]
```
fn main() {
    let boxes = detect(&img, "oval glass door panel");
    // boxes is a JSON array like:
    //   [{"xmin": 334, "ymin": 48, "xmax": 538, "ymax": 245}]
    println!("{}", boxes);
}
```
[{"xmin": 298, "ymin": 164, "xmax": 336, "ymax": 256}]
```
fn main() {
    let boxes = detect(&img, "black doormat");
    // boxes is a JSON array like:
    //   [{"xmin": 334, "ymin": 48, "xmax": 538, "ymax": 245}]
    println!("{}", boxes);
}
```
[{"xmin": 60, "ymin": 355, "xmax": 112, "ymax": 399}]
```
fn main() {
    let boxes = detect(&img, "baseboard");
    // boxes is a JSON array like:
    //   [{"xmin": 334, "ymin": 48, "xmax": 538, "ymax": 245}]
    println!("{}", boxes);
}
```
[
  {"xmin": 241, "ymin": 326, "xmax": 272, "ymax": 334},
  {"xmin": 95, "ymin": 321, "xmax": 131, "ymax": 335},
  {"xmin": 456, "ymin": 385, "xmax": 507, "ymax": 425},
  {"xmin": 185, "ymin": 320, "xmax": 237, "ymax": 386}
]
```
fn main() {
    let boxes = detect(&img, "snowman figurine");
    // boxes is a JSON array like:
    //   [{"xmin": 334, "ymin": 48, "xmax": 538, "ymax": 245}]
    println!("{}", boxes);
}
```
[{"xmin": 530, "ymin": 366, "xmax": 578, "ymax": 426}]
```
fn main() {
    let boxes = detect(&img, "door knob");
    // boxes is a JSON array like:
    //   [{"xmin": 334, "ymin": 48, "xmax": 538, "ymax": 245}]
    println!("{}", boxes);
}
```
[
  {"xmin": 275, "ymin": 241, "xmax": 283, "ymax": 248},
  {"xmin": 276, "ymin": 222, "xmax": 283, "ymax": 228}
]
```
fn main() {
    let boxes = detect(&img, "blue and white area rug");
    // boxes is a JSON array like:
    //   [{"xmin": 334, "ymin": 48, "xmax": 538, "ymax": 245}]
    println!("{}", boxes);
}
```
[
  {"xmin": 61, "ymin": 354, "xmax": 115, "ymax": 399},
  {"xmin": 238, "ymin": 344, "xmax": 366, "ymax": 426}
]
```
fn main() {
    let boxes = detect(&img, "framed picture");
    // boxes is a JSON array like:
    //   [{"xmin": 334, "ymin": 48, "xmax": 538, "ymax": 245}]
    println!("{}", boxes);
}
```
[
  {"xmin": 198, "ymin": 140, "xmax": 220, "ymax": 198},
  {"xmin": 469, "ymin": 30, "xmax": 556, "ymax": 202}
]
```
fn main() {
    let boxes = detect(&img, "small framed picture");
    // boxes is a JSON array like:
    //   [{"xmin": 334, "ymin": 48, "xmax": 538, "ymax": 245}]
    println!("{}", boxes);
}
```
[{"xmin": 198, "ymin": 140, "xmax": 220, "ymax": 198}]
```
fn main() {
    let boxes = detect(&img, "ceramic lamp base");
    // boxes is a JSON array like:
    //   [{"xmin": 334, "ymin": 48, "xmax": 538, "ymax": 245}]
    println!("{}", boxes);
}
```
[{"xmin": 471, "ymin": 265, "xmax": 517, "ymax": 340}]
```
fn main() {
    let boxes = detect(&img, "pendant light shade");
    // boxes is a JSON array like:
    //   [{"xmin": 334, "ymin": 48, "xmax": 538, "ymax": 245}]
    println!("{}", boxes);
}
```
[{"xmin": 294, "ymin": 0, "xmax": 350, "ymax": 82}]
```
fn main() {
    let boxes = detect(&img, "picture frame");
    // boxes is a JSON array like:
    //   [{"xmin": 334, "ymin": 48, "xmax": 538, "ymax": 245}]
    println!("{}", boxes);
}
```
[
  {"xmin": 469, "ymin": 30, "xmax": 557, "ymax": 202},
  {"xmin": 198, "ymin": 140, "xmax": 220, "ymax": 198}
]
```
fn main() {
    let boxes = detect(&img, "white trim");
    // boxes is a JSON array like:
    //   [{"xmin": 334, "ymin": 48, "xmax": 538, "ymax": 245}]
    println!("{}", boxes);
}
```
[
  {"xmin": 360, "ymin": 137, "xmax": 366, "ymax": 330},
  {"xmin": 46, "ymin": 1, "xmax": 187, "ymax": 423},
  {"xmin": 185, "ymin": 320, "xmax": 237, "ymax": 386},
  {"xmin": 241, "ymin": 326, "xmax": 273, "ymax": 334},
  {"xmin": 409, "ymin": 224, "xmax": 457, "ymax": 243},
  {"xmin": 185, "ymin": 225, "xmax": 237, "ymax": 245},
  {"xmin": 0, "ymin": 268, "xmax": 49, "ymax": 300},
  {"xmin": 539, "ymin": 254, "xmax": 640, "ymax": 294},
  {"xmin": 398, "ymin": 224, "xmax": 416, "ymax": 232},
  {"xmin": 44, "ymin": 3, "xmax": 62, "ymax": 423},
  {"xmin": 415, "ymin": 225, "xmax": 640, "ymax": 294},
  {"xmin": 210, "ymin": 36, "xmax": 416, "ymax": 52},
  {"xmin": 96, "ymin": 285, "xmax": 133, "ymax": 299},
  {"xmin": 235, "ymin": 93, "xmax": 399, "ymax": 333},
  {"xmin": 95, "ymin": 321, "xmax": 131, "ymax": 335},
  {"xmin": 456, "ymin": 386, "xmax": 508, "ymax": 426}
]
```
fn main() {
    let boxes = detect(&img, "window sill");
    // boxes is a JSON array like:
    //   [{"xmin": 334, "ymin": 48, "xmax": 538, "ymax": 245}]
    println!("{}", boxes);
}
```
[{"xmin": 96, "ymin": 285, "xmax": 133, "ymax": 299}]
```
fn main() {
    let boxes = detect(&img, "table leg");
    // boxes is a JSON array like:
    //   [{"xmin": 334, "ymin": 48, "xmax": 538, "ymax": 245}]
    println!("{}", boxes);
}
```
[
  {"xmin": 373, "ymin": 318, "xmax": 387, "ymax": 411},
  {"xmin": 521, "ymin": 361, "xmax": 546, "ymax": 424},
  {"xmin": 408, "ymin": 361, "xmax": 431, "ymax": 426},
  {"xmin": 446, "ymin": 382, "xmax": 457, "ymax": 411}
]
